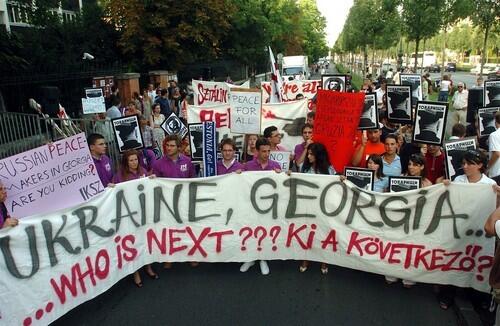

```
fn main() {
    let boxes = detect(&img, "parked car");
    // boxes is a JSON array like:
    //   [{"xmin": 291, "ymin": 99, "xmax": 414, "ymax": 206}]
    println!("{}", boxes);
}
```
[
  {"xmin": 471, "ymin": 64, "xmax": 500, "ymax": 75},
  {"xmin": 488, "ymin": 69, "xmax": 500, "ymax": 80},
  {"xmin": 427, "ymin": 64, "xmax": 441, "ymax": 73},
  {"xmin": 445, "ymin": 62, "xmax": 456, "ymax": 72}
]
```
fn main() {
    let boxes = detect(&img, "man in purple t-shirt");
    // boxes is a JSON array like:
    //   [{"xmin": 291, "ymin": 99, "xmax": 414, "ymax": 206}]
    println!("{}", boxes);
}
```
[
  {"xmin": 217, "ymin": 139, "xmax": 244, "ymax": 175},
  {"xmin": 241, "ymin": 137, "xmax": 281, "ymax": 275},
  {"xmin": 88, "ymin": 133, "xmax": 113, "ymax": 187},
  {"xmin": 293, "ymin": 123, "xmax": 313, "ymax": 169},
  {"xmin": 152, "ymin": 135, "xmax": 196, "ymax": 178}
]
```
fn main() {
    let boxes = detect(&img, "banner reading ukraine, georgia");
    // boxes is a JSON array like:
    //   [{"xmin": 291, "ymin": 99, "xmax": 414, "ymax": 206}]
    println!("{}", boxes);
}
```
[{"xmin": 0, "ymin": 173, "xmax": 495, "ymax": 325}]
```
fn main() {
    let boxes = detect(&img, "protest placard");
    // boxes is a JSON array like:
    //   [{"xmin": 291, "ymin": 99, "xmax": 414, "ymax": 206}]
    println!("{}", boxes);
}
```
[
  {"xmin": 0, "ymin": 133, "xmax": 104, "ymax": 218},
  {"xmin": 344, "ymin": 167, "xmax": 374, "ymax": 191},
  {"xmin": 478, "ymin": 106, "xmax": 500, "ymax": 137},
  {"xmin": 188, "ymin": 123, "xmax": 204, "ymax": 161},
  {"xmin": 269, "ymin": 151, "xmax": 291, "ymax": 172},
  {"xmin": 484, "ymin": 80, "xmax": 500, "ymax": 107},
  {"xmin": 358, "ymin": 92, "xmax": 378, "ymax": 130},
  {"xmin": 111, "ymin": 115, "xmax": 145, "ymax": 153},
  {"xmin": 261, "ymin": 80, "xmax": 320, "ymax": 110},
  {"xmin": 322, "ymin": 75, "xmax": 347, "ymax": 92},
  {"xmin": 192, "ymin": 80, "xmax": 250, "ymax": 106},
  {"xmin": 413, "ymin": 101, "xmax": 448, "ymax": 145},
  {"xmin": 400, "ymin": 74, "xmax": 423, "ymax": 105},
  {"xmin": 0, "ymin": 173, "xmax": 495, "ymax": 325},
  {"xmin": 161, "ymin": 113, "xmax": 188, "ymax": 139},
  {"xmin": 82, "ymin": 88, "xmax": 106, "ymax": 114},
  {"xmin": 444, "ymin": 138, "xmax": 476, "ymax": 181},
  {"xmin": 314, "ymin": 90, "xmax": 365, "ymax": 172},
  {"xmin": 229, "ymin": 88, "xmax": 261, "ymax": 134},
  {"xmin": 389, "ymin": 176, "xmax": 421, "ymax": 192},
  {"xmin": 203, "ymin": 121, "xmax": 217, "ymax": 177},
  {"xmin": 387, "ymin": 85, "xmax": 412, "ymax": 124}
]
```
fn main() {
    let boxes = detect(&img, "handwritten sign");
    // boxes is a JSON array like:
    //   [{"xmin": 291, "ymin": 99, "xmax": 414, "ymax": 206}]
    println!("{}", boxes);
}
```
[
  {"xmin": 269, "ymin": 151, "xmax": 291, "ymax": 172},
  {"xmin": 0, "ymin": 133, "xmax": 104, "ymax": 217},
  {"xmin": 82, "ymin": 88, "xmax": 106, "ymax": 114},
  {"xmin": 0, "ymin": 174, "xmax": 495, "ymax": 325},
  {"xmin": 192, "ymin": 80, "xmax": 250, "ymax": 106},
  {"xmin": 314, "ymin": 90, "xmax": 365, "ymax": 172},
  {"xmin": 261, "ymin": 80, "xmax": 320, "ymax": 110},
  {"xmin": 229, "ymin": 88, "xmax": 261, "ymax": 134}
]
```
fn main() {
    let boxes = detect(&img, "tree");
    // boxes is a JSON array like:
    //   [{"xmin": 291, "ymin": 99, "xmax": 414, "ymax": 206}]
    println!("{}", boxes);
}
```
[
  {"xmin": 401, "ymin": 0, "xmax": 443, "ymax": 70},
  {"xmin": 297, "ymin": 0, "xmax": 328, "ymax": 62},
  {"xmin": 470, "ymin": 0, "xmax": 500, "ymax": 75}
]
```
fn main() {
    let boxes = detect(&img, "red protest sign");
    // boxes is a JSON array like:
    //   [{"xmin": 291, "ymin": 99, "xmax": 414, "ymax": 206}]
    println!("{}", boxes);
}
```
[{"xmin": 314, "ymin": 90, "xmax": 365, "ymax": 172}]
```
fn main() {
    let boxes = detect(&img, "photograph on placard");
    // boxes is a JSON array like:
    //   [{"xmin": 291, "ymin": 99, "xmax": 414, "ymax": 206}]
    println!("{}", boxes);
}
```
[
  {"xmin": 161, "ymin": 112, "xmax": 188, "ymax": 139},
  {"xmin": 344, "ymin": 167, "xmax": 375, "ymax": 191},
  {"xmin": 484, "ymin": 80, "xmax": 500, "ymax": 107},
  {"xmin": 412, "ymin": 101, "xmax": 447, "ymax": 145},
  {"xmin": 358, "ymin": 92, "xmax": 378, "ymax": 130},
  {"xmin": 386, "ymin": 85, "xmax": 412, "ymax": 123},
  {"xmin": 188, "ymin": 123, "xmax": 204, "ymax": 161},
  {"xmin": 321, "ymin": 75, "xmax": 347, "ymax": 92},
  {"xmin": 152, "ymin": 140, "xmax": 163, "ymax": 160},
  {"xmin": 478, "ymin": 107, "xmax": 500, "ymax": 137},
  {"xmin": 111, "ymin": 114, "xmax": 145, "ymax": 153},
  {"xmin": 388, "ymin": 176, "xmax": 421, "ymax": 192},
  {"xmin": 400, "ymin": 74, "xmax": 422, "ymax": 105},
  {"xmin": 444, "ymin": 138, "xmax": 476, "ymax": 181}
]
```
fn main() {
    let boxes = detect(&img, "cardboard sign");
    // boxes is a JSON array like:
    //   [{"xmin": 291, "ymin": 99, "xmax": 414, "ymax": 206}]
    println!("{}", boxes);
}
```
[
  {"xmin": 111, "ymin": 115, "xmax": 145, "ymax": 153},
  {"xmin": 229, "ymin": 88, "xmax": 261, "ymax": 134},
  {"xmin": 358, "ymin": 92, "xmax": 378, "ymax": 130},
  {"xmin": 400, "ymin": 74, "xmax": 423, "ymax": 105},
  {"xmin": 478, "ymin": 106, "xmax": 500, "ymax": 137},
  {"xmin": 387, "ymin": 85, "xmax": 412, "ymax": 124},
  {"xmin": 389, "ymin": 176, "xmax": 421, "ymax": 192},
  {"xmin": 444, "ymin": 138, "xmax": 476, "ymax": 181},
  {"xmin": 344, "ymin": 167, "xmax": 375, "ymax": 191},
  {"xmin": 161, "ymin": 113, "xmax": 188, "ymax": 139},
  {"xmin": 192, "ymin": 80, "xmax": 250, "ymax": 106},
  {"xmin": 0, "ymin": 133, "xmax": 104, "ymax": 217},
  {"xmin": 82, "ymin": 88, "xmax": 106, "ymax": 114},
  {"xmin": 261, "ymin": 80, "xmax": 321, "ymax": 110},
  {"xmin": 484, "ymin": 80, "xmax": 500, "ymax": 107},
  {"xmin": 413, "ymin": 101, "xmax": 448, "ymax": 146},
  {"xmin": 269, "ymin": 151, "xmax": 291, "ymax": 172},
  {"xmin": 322, "ymin": 75, "xmax": 347, "ymax": 92}
]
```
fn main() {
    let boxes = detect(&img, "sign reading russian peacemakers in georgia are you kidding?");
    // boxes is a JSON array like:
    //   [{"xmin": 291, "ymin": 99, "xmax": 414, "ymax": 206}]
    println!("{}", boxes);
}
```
[
  {"xmin": 0, "ymin": 172, "xmax": 496, "ymax": 325},
  {"xmin": 0, "ymin": 133, "xmax": 104, "ymax": 218}
]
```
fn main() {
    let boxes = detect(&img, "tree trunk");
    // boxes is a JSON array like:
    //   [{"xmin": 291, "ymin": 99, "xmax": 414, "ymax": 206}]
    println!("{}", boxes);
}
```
[
  {"xmin": 480, "ymin": 24, "xmax": 490, "ymax": 77},
  {"xmin": 414, "ymin": 37, "xmax": 420, "ymax": 71},
  {"xmin": 363, "ymin": 45, "xmax": 368, "ymax": 76},
  {"xmin": 422, "ymin": 38, "xmax": 426, "ymax": 73},
  {"xmin": 441, "ymin": 26, "xmax": 447, "ymax": 79}
]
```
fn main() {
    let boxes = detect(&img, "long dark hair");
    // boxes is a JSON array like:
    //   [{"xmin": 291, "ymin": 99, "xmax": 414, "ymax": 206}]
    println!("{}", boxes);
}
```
[
  {"xmin": 301, "ymin": 143, "xmax": 331, "ymax": 175},
  {"xmin": 120, "ymin": 150, "xmax": 146, "ymax": 181},
  {"xmin": 408, "ymin": 153, "xmax": 427, "ymax": 178},
  {"xmin": 367, "ymin": 154, "xmax": 385, "ymax": 179}
]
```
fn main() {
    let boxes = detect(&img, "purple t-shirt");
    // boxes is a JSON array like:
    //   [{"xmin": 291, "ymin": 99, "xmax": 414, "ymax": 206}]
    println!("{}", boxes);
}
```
[
  {"xmin": 93, "ymin": 154, "xmax": 113, "ymax": 187},
  {"xmin": 217, "ymin": 159, "xmax": 244, "ymax": 175},
  {"xmin": 138, "ymin": 149, "xmax": 156, "ymax": 172},
  {"xmin": 152, "ymin": 154, "xmax": 196, "ymax": 178},
  {"xmin": 294, "ymin": 142, "xmax": 306, "ymax": 159},
  {"xmin": 112, "ymin": 167, "xmax": 148, "ymax": 184},
  {"xmin": 244, "ymin": 158, "xmax": 281, "ymax": 171}
]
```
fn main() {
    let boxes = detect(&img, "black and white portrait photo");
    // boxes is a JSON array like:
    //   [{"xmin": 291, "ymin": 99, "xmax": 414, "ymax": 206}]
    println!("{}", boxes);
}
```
[
  {"xmin": 400, "ymin": 74, "xmax": 422, "ymax": 106},
  {"xmin": 111, "ymin": 114, "xmax": 144, "ymax": 153},
  {"xmin": 478, "ymin": 107, "xmax": 500, "ymax": 137},
  {"xmin": 412, "ymin": 101, "xmax": 448, "ymax": 145},
  {"xmin": 444, "ymin": 138, "xmax": 476, "ymax": 181},
  {"xmin": 344, "ymin": 167, "xmax": 374, "ymax": 191},
  {"xmin": 387, "ymin": 85, "xmax": 412, "ymax": 123},
  {"xmin": 321, "ymin": 75, "xmax": 347, "ymax": 92},
  {"xmin": 161, "ymin": 112, "xmax": 188, "ymax": 139},
  {"xmin": 188, "ymin": 123, "xmax": 204, "ymax": 161},
  {"xmin": 388, "ymin": 176, "xmax": 421, "ymax": 192},
  {"xmin": 358, "ymin": 93, "xmax": 378, "ymax": 130},
  {"xmin": 485, "ymin": 80, "xmax": 500, "ymax": 107}
]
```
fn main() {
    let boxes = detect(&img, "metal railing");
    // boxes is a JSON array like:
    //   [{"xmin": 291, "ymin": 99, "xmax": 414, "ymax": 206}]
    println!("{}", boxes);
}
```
[{"xmin": 0, "ymin": 112, "xmax": 121, "ymax": 165}]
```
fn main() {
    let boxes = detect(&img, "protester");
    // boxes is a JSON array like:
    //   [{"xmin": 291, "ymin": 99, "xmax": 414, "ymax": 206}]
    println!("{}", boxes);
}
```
[
  {"xmin": 381, "ymin": 134, "xmax": 401, "ymax": 177},
  {"xmin": 375, "ymin": 79, "xmax": 387, "ymax": 110},
  {"xmin": 87, "ymin": 133, "xmax": 113, "ymax": 187},
  {"xmin": 263, "ymin": 126, "xmax": 287, "ymax": 151},
  {"xmin": 243, "ymin": 134, "xmax": 259, "ymax": 163},
  {"xmin": 142, "ymin": 88, "xmax": 153, "ymax": 121},
  {"xmin": 217, "ymin": 139, "xmax": 244, "ymax": 175},
  {"xmin": 106, "ymin": 96, "xmax": 121, "ymax": 119},
  {"xmin": 448, "ymin": 82, "xmax": 468, "ymax": 130},
  {"xmin": 293, "ymin": 124, "xmax": 313, "ymax": 168},
  {"xmin": 367, "ymin": 154, "xmax": 388, "ymax": 192},
  {"xmin": 306, "ymin": 111, "xmax": 315, "ymax": 125},
  {"xmin": 379, "ymin": 111, "xmax": 398, "ymax": 142},
  {"xmin": 422, "ymin": 73, "xmax": 431, "ymax": 100},
  {"xmin": 484, "ymin": 207, "xmax": 500, "ymax": 326},
  {"xmin": 425, "ymin": 145, "xmax": 446, "ymax": 184},
  {"xmin": 449, "ymin": 123, "xmax": 466, "ymax": 140},
  {"xmin": 488, "ymin": 111, "xmax": 500, "ymax": 183},
  {"xmin": 0, "ymin": 181, "xmax": 19, "ymax": 229},
  {"xmin": 298, "ymin": 142, "xmax": 335, "ymax": 274},
  {"xmin": 385, "ymin": 68, "xmax": 394, "ymax": 83},
  {"xmin": 140, "ymin": 118, "xmax": 154, "ymax": 149},
  {"xmin": 150, "ymin": 103, "xmax": 166, "ymax": 148},
  {"xmin": 110, "ymin": 150, "xmax": 158, "ymax": 287},
  {"xmin": 155, "ymin": 88, "xmax": 172, "ymax": 117},
  {"xmin": 352, "ymin": 127, "xmax": 385, "ymax": 168},
  {"xmin": 241, "ymin": 137, "xmax": 281, "ymax": 275},
  {"xmin": 125, "ymin": 101, "xmax": 141, "ymax": 117},
  {"xmin": 438, "ymin": 74, "xmax": 452, "ymax": 102},
  {"xmin": 170, "ymin": 87, "xmax": 182, "ymax": 116}
]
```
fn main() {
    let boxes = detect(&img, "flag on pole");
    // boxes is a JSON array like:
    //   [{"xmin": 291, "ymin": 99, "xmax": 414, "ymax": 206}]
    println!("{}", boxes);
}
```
[{"xmin": 268, "ymin": 46, "xmax": 283, "ymax": 103}]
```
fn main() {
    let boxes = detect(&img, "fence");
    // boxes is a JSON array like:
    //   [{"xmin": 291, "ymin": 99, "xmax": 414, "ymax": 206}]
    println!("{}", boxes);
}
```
[{"xmin": 0, "ymin": 112, "xmax": 121, "ymax": 164}]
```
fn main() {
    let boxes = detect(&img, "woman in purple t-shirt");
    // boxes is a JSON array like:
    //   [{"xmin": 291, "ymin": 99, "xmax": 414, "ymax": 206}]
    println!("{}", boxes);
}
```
[
  {"xmin": 110, "ymin": 150, "xmax": 159, "ymax": 288},
  {"xmin": 0, "ymin": 181, "xmax": 19, "ymax": 229}
]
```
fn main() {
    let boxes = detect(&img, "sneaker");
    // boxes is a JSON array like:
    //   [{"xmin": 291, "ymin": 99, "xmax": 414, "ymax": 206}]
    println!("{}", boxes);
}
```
[
  {"xmin": 259, "ymin": 260, "xmax": 270, "ymax": 275},
  {"xmin": 240, "ymin": 261, "xmax": 255, "ymax": 272}
]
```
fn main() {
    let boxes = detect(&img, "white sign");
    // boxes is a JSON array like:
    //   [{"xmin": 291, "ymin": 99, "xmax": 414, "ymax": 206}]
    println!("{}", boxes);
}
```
[
  {"xmin": 229, "ymin": 88, "xmax": 262, "ymax": 134},
  {"xmin": 82, "ymin": 88, "xmax": 106, "ymax": 114},
  {"xmin": 269, "ymin": 151, "xmax": 291, "ymax": 172},
  {"xmin": 192, "ymin": 80, "xmax": 250, "ymax": 106}
]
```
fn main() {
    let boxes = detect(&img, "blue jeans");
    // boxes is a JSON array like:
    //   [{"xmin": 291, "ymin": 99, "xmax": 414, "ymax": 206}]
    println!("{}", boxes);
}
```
[{"xmin": 438, "ymin": 91, "xmax": 448, "ymax": 102}]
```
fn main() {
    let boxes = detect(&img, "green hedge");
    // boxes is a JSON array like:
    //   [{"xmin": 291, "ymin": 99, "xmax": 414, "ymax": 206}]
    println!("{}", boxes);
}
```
[{"xmin": 336, "ymin": 63, "xmax": 362, "ymax": 91}]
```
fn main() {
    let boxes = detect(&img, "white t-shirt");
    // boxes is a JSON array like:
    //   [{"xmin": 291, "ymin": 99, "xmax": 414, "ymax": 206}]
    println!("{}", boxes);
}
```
[
  {"xmin": 489, "ymin": 128, "xmax": 500, "ymax": 177},
  {"xmin": 453, "ymin": 173, "xmax": 496, "ymax": 185},
  {"xmin": 440, "ymin": 80, "xmax": 451, "ymax": 92}
]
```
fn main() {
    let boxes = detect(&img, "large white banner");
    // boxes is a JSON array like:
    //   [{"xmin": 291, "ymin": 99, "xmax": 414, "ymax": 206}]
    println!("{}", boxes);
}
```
[
  {"xmin": 261, "ymin": 80, "xmax": 320, "ymax": 110},
  {"xmin": 0, "ymin": 173, "xmax": 496, "ymax": 325},
  {"xmin": 0, "ymin": 133, "xmax": 104, "ymax": 218},
  {"xmin": 192, "ymin": 80, "xmax": 250, "ymax": 106}
]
